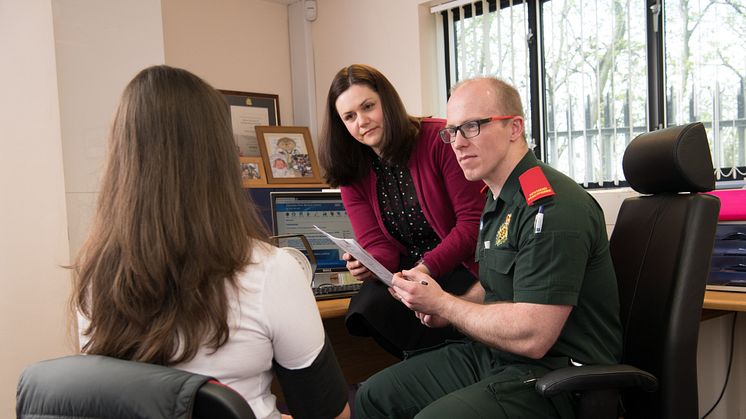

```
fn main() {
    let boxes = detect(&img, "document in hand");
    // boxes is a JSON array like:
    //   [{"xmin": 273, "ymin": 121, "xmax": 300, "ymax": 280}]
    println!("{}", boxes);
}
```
[{"xmin": 313, "ymin": 225, "xmax": 394, "ymax": 287}]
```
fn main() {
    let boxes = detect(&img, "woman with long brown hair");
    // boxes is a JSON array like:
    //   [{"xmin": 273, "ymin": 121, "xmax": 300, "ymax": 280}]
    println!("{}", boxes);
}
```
[
  {"xmin": 318, "ymin": 64, "xmax": 485, "ymax": 359},
  {"xmin": 72, "ymin": 65, "xmax": 349, "ymax": 419}
]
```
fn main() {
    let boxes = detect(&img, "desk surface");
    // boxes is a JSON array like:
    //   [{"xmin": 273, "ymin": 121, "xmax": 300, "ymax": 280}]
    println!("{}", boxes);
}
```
[
  {"xmin": 317, "ymin": 290, "xmax": 746, "ymax": 319},
  {"xmin": 703, "ymin": 290, "xmax": 746, "ymax": 312},
  {"xmin": 317, "ymin": 298, "xmax": 351, "ymax": 319}
]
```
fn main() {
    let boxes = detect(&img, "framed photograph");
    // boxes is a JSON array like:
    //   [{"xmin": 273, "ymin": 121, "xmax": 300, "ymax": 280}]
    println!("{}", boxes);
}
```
[
  {"xmin": 220, "ymin": 90, "xmax": 280, "ymax": 158},
  {"xmin": 240, "ymin": 156, "xmax": 266, "ymax": 188},
  {"xmin": 255, "ymin": 126, "xmax": 322, "ymax": 184}
]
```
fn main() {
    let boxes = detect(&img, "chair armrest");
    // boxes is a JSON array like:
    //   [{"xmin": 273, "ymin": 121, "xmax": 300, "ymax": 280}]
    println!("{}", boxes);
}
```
[
  {"xmin": 535, "ymin": 364, "xmax": 658, "ymax": 397},
  {"xmin": 195, "ymin": 380, "xmax": 256, "ymax": 419}
]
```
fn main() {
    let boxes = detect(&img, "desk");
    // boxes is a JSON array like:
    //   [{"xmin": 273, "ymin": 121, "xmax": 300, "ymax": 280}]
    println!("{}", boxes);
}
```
[
  {"xmin": 703, "ymin": 290, "xmax": 746, "ymax": 312},
  {"xmin": 317, "ymin": 297, "xmax": 351, "ymax": 319},
  {"xmin": 702, "ymin": 290, "xmax": 746, "ymax": 321}
]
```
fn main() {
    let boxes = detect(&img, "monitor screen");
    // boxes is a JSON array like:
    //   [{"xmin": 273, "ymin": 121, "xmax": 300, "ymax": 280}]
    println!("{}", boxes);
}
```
[
  {"xmin": 270, "ymin": 191, "xmax": 355, "ymax": 272},
  {"xmin": 707, "ymin": 222, "xmax": 746, "ymax": 292}
]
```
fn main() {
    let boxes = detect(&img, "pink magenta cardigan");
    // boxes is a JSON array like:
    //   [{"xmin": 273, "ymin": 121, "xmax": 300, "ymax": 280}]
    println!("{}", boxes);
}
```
[{"xmin": 340, "ymin": 118, "xmax": 485, "ymax": 278}]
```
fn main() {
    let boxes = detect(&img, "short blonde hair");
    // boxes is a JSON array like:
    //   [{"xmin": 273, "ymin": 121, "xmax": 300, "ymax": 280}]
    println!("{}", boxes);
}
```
[{"xmin": 451, "ymin": 77, "xmax": 524, "ymax": 118}]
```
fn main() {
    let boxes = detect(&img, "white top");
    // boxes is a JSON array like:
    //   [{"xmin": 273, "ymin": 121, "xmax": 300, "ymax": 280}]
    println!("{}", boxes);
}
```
[{"xmin": 79, "ymin": 242, "xmax": 324, "ymax": 419}]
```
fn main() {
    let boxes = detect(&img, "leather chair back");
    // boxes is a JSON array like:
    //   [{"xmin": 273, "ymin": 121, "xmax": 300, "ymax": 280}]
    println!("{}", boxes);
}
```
[
  {"xmin": 535, "ymin": 122, "xmax": 720, "ymax": 418},
  {"xmin": 16, "ymin": 354, "xmax": 256, "ymax": 419},
  {"xmin": 611, "ymin": 122, "xmax": 719, "ymax": 418}
]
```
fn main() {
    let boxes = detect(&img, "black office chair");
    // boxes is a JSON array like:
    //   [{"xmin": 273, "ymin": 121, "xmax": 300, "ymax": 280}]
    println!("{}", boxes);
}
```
[
  {"xmin": 16, "ymin": 354, "xmax": 256, "ymax": 419},
  {"xmin": 535, "ymin": 122, "xmax": 721, "ymax": 419}
]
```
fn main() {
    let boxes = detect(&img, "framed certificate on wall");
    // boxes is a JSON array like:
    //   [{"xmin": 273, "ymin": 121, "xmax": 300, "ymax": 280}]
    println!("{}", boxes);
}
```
[{"xmin": 220, "ymin": 90, "xmax": 280, "ymax": 157}]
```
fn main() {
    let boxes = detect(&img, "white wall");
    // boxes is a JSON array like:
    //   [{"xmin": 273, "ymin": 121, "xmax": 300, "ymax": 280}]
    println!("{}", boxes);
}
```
[
  {"xmin": 0, "ymin": 1, "xmax": 71, "ymax": 416},
  {"xmin": 589, "ymin": 187, "xmax": 639, "ymax": 237},
  {"xmin": 54, "ymin": 0, "xmax": 166, "ymax": 261},
  {"xmin": 697, "ymin": 313, "xmax": 745, "ymax": 419},
  {"xmin": 162, "ymin": 0, "xmax": 294, "ymax": 126},
  {"xmin": 311, "ymin": 0, "xmax": 439, "ymax": 129},
  {"xmin": 58, "ymin": 0, "xmax": 294, "ymax": 262}
]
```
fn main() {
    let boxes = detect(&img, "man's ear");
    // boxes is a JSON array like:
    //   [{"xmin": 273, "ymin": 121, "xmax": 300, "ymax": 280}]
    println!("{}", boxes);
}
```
[{"xmin": 509, "ymin": 116, "xmax": 525, "ymax": 142}]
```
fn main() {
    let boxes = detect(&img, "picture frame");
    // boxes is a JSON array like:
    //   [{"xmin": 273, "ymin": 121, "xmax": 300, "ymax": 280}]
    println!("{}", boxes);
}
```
[
  {"xmin": 240, "ymin": 156, "xmax": 266, "ymax": 188},
  {"xmin": 219, "ymin": 90, "xmax": 280, "ymax": 158},
  {"xmin": 255, "ymin": 126, "xmax": 322, "ymax": 184}
]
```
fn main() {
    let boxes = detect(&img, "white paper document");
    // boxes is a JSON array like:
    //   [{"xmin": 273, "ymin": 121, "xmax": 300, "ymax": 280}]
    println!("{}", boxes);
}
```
[
  {"xmin": 313, "ymin": 225, "xmax": 394, "ymax": 287},
  {"xmin": 229, "ymin": 105, "xmax": 269, "ymax": 157}
]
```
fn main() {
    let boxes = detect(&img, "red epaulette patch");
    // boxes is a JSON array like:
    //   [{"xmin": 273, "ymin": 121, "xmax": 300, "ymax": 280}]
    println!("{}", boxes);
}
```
[{"xmin": 518, "ymin": 166, "xmax": 555, "ymax": 206}]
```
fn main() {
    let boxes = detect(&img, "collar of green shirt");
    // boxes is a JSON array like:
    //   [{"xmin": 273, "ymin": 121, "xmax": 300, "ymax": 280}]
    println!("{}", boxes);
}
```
[{"xmin": 488, "ymin": 150, "xmax": 540, "ymax": 206}]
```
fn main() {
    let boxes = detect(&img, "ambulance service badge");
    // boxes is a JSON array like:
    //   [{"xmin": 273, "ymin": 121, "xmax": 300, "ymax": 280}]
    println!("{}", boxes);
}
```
[{"xmin": 496, "ymin": 213, "xmax": 511, "ymax": 246}]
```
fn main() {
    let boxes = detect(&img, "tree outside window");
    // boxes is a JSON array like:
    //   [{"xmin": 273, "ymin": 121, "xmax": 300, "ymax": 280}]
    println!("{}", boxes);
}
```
[{"xmin": 442, "ymin": 0, "xmax": 746, "ymax": 186}]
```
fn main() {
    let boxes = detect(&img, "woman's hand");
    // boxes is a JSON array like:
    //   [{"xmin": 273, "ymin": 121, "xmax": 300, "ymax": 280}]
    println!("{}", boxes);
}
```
[{"xmin": 343, "ymin": 252, "xmax": 375, "ymax": 281}]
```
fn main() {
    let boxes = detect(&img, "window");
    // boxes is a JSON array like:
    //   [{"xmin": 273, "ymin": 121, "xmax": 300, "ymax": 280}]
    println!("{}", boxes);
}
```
[
  {"xmin": 664, "ymin": 0, "xmax": 746, "ymax": 182},
  {"xmin": 443, "ymin": 1, "xmax": 533, "ymax": 143},
  {"xmin": 436, "ymin": 0, "xmax": 746, "ymax": 186}
]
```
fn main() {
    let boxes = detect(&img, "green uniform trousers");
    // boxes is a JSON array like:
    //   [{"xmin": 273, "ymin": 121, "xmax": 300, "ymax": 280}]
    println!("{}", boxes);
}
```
[{"xmin": 354, "ymin": 340, "xmax": 575, "ymax": 419}]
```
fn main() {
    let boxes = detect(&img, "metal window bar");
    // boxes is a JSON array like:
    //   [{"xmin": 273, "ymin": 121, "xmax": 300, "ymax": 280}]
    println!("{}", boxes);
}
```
[
  {"xmin": 434, "ymin": 0, "xmax": 745, "ymax": 187},
  {"xmin": 441, "ymin": 0, "xmax": 533, "ymax": 132}
]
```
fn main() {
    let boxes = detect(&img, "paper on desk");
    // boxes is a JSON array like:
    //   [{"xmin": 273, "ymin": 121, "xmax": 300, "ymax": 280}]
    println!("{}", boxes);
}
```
[{"xmin": 313, "ymin": 225, "xmax": 394, "ymax": 287}]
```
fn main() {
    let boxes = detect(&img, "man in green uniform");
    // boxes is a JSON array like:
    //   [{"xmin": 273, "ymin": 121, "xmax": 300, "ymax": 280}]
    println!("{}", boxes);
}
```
[{"xmin": 354, "ymin": 77, "xmax": 622, "ymax": 419}]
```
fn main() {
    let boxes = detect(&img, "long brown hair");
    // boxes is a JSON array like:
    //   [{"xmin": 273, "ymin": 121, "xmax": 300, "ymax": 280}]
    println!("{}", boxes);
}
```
[
  {"xmin": 319, "ymin": 64, "xmax": 420, "ymax": 187},
  {"xmin": 71, "ymin": 65, "xmax": 269, "ymax": 365}
]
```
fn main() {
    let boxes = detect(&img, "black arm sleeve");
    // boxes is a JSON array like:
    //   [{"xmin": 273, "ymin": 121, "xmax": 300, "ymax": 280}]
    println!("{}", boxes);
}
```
[{"xmin": 272, "ymin": 334, "xmax": 348, "ymax": 419}]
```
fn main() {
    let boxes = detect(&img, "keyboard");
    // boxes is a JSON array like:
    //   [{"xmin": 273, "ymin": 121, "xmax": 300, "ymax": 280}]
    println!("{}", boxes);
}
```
[{"xmin": 313, "ymin": 282, "xmax": 363, "ymax": 300}]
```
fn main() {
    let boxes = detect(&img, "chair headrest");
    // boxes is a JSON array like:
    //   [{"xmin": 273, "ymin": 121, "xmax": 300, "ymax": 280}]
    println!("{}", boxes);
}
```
[{"xmin": 623, "ymin": 122, "xmax": 715, "ymax": 194}]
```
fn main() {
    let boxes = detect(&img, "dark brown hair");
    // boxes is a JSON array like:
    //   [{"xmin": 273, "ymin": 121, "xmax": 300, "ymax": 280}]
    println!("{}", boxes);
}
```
[
  {"xmin": 71, "ymin": 65, "xmax": 269, "ymax": 365},
  {"xmin": 319, "ymin": 64, "xmax": 420, "ymax": 187}
]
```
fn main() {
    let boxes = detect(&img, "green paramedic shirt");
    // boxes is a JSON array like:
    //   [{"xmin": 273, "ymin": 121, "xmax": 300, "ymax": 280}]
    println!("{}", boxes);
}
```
[{"xmin": 476, "ymin": 151, "xmax": 622, "ymax": 366}]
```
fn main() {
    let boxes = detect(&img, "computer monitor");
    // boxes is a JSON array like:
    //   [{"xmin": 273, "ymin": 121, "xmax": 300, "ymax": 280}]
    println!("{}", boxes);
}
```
[
  {"xmin": 270, "ymin": 191, "xmax": 359, "ymax": 288},
  {"xmin": 706, "ymin": 221, "xmax": 746, "ymax": 293}
]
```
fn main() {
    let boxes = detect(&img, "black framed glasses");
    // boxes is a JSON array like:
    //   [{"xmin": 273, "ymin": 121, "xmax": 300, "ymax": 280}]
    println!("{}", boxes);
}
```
[{"xmin": 438, "ymin": 115, "xmax": 517, "ymax": 144}]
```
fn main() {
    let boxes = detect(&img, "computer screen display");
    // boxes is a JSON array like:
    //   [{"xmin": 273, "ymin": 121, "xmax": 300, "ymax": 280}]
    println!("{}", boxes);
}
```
[
  {"xmin": 707, "ymin": 222, "xmax": 746, "ymax": 292},
  {"xmin": 270, "ymin": 191, "xmax": 355, "ymax": 272}
]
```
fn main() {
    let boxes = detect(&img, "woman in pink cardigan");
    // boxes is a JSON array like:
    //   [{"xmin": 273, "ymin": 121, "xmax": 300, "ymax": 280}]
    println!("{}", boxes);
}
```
[{"xmin": 318, "ymin": 64, "xmax": 485, "ymax": 358}]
